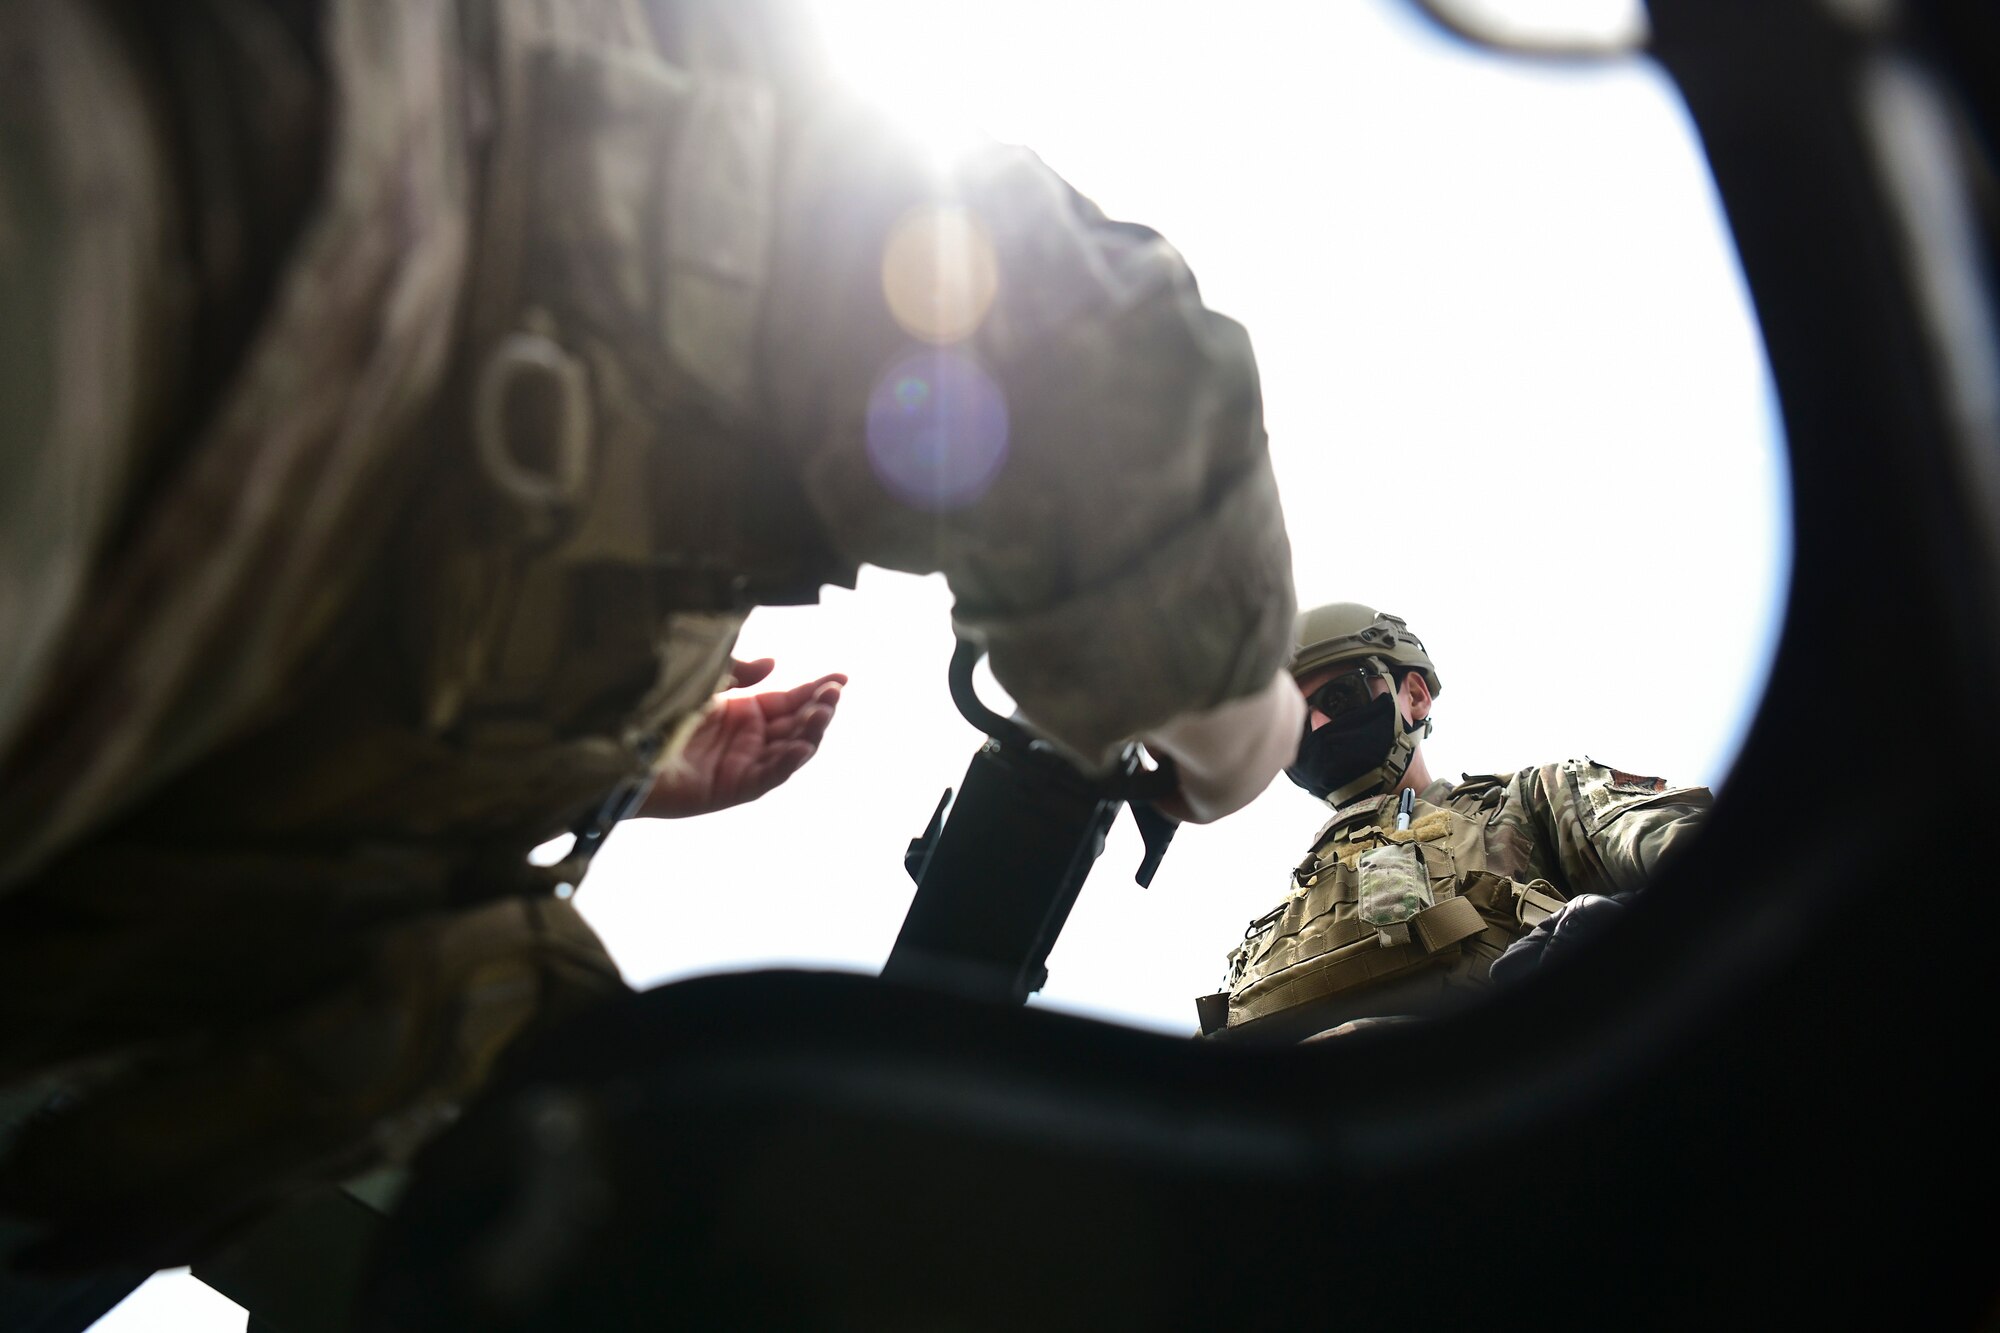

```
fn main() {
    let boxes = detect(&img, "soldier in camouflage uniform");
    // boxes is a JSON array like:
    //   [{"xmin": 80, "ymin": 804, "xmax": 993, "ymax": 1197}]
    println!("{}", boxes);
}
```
[
  {"xmin": 1199, "ymin": 603, "xmax": 1710, "ymax": 1042},
  {"xmin": 0, "ymin": 0, "xmax": 1303, "ymax": 1265}
]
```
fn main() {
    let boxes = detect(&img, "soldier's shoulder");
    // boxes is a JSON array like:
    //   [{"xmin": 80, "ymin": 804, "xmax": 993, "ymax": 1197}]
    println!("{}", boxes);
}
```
[
  {"xmin": 1449, "ymin": 771, "xmax": 1512, "ymax": 798},
  {"xmin": 1434, "ymin": 772, "xmax": 1512, "ymax": 817}
]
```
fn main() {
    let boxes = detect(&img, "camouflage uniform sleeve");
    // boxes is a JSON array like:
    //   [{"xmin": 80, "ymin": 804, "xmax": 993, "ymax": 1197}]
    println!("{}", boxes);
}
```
[
  {"xmin": 762, "ymin": 104, "xmax": 1295, "ymax": 762},
  {"xmin": 1515, "ymin": 760, "xmax": 1714, "ymax": 899},
  {"xmin": 0, "ymin": 2, "xmax": 181, "ymax": 773}
]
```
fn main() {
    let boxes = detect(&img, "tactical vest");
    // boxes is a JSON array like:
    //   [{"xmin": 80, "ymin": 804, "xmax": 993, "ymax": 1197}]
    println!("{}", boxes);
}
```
[{"xmin": 1202, "ymin": 761, "xmax": 1695, "ymax": 1038}]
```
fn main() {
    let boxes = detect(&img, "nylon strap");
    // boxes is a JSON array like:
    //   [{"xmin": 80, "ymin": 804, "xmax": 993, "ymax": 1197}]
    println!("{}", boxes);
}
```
[
  {"xmin": 1412, "ymin": 894, "xmax": 1486, "ymax": 953},
  {"xmin": 1462, "ymin": 871, "xmax": 1567, "ymax": 930}
]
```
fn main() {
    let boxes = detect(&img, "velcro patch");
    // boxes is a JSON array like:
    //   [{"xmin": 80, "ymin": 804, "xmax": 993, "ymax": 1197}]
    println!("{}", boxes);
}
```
[
  {"xmin": 1588, "ymin": 756, "xmax": 1667, "ymax": 793},
  {"xmin": 1330, "ymin": 809, "xmax": 1453, "ymax": 869}
]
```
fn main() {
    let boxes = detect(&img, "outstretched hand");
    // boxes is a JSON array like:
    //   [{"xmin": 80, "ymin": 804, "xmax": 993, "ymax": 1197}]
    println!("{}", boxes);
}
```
[{"xmin": 636, "ymin": 659, "xmax": 848, "ymax": 819}]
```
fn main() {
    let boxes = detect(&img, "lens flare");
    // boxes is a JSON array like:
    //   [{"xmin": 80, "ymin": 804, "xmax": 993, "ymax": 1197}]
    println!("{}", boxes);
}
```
[
  {"xmin": 865, "ymin": 348, "xmax": 1009, "ymax": 511},
  {"xmin": 881, "ymin": 204, "xmax": 1001, "ymax": 344}
]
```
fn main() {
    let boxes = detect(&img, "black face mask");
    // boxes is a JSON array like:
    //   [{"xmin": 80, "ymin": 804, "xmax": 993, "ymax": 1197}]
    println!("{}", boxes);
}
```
[{"xmin": 1285, "ymin": 693, "xmax": 1396, "ymax": 801}]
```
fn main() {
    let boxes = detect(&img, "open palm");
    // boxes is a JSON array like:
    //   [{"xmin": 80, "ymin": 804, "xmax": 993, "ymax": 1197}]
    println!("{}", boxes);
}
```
[{"xmin": 637, "ymin": 659, "xmax": 847, "ymax": 818}]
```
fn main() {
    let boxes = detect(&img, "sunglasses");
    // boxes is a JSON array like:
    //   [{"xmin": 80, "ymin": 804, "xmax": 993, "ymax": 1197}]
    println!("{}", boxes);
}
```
[{"xmin": 1302, "ymin": 667, "xmax": 1381, "ymax": 722}]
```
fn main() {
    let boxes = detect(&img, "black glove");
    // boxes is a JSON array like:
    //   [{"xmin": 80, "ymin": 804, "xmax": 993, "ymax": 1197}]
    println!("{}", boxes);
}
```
[{"xmin": 1489, "ymin": 892, "xmax": 1633, "ymax": 985}]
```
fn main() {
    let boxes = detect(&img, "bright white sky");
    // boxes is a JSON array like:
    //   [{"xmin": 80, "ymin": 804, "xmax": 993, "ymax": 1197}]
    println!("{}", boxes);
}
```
[{"xmin": 96, "ymin": 0, "xmax": 1784, "ymax": 1326}]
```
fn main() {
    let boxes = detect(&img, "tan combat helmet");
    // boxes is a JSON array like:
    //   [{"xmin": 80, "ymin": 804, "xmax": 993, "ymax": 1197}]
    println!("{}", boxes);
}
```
[{"xmin": 1290, "ymin": 602, "xmax": 1442, "ymax": 697}]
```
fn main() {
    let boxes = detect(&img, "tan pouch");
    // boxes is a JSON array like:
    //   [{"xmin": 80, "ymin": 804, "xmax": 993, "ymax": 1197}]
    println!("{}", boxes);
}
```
[{"xmin": 1357, "ymin": 841, "xmax": 1433, "ymax": 946}]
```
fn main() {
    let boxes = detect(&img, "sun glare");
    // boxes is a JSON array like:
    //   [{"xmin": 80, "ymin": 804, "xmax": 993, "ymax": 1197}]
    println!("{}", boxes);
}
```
[{"xmin": 805, "ymin": 0, "xmax": 994, "ymax": 162}]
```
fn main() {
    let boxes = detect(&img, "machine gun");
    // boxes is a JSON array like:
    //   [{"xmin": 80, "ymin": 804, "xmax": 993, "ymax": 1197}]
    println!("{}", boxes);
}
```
[{"xmin": 880, "ymin": 639, "xmax": 1181, "ymax": 1005}]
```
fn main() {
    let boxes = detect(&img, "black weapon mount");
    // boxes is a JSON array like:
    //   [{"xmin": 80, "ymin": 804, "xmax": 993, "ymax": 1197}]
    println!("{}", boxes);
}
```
[{"xmin": 880, "ymin": 639, "xmax": 1179, "ymax": 1004}]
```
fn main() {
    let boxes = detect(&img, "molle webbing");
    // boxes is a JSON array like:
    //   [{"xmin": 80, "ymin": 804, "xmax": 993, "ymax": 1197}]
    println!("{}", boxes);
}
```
[{"xmin": 1226, "ymin": 894, "xmax": 1485, "ymax": 1028}]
